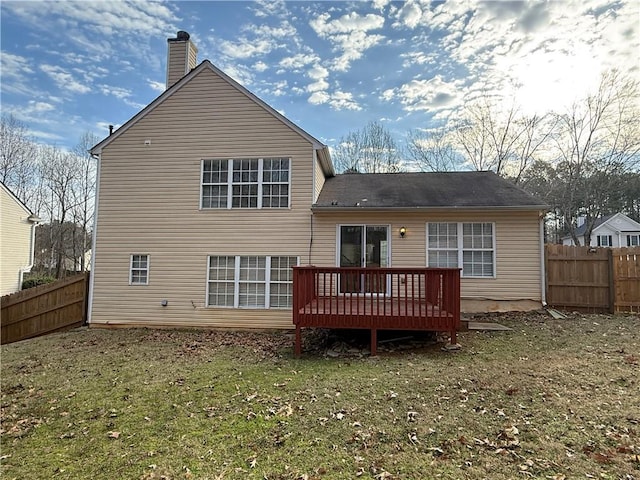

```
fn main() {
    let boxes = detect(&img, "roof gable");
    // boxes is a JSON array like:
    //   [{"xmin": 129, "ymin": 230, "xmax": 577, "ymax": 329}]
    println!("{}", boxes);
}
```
[
  {"xmin": 314, "ymin": 171, "xmax": 547, "ymax": 210},
  {"xmin": 1, "ymin": 181, "xmax": 36, "ymax": 218},
  {"xmin": 591, "ymin": 213, "xmax": 640, "ymax": 233},
  {"xmin": 90, "ymin": 60, "xmax": 334, "ymax": 176}
]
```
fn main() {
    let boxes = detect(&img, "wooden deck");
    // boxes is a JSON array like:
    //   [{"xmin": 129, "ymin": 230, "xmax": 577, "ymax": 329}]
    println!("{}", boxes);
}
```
[{"xmin": 293, "ymin": 266, "xmax": 461, "ymax": 355}]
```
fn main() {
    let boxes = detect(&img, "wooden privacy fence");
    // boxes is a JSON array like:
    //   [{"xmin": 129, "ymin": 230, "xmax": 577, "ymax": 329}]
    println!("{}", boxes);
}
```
[
  {"xmin": 545, "ymin": 245, "xmax": 640, "ymax": 313},
  {"xmin": 1, "ymin": 272, "xmax": 89, "ymax": 344}
]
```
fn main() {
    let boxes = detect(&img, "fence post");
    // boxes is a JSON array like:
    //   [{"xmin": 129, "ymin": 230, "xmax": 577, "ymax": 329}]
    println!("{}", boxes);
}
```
[{"xmin": 607, "ymin": 248, "xmax": 615, "ymax": 314}]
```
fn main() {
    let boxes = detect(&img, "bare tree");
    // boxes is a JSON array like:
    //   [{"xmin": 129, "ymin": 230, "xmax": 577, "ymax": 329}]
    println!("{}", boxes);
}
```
[
  {"xmin": 550, "ymin": 71, "xmax": 640, "ymax": 245},
  {"xmin": 71, "ymin": 132, "xmax": 99, "ymax": 271},
  {"xmin": 452, "ymin": 97, "xmax": 553, "ymax": 180},
  {"xmin": 332, "ymin": 121, "xmax": 402, "ymax": 173},
  {"xmin": 406, "ymin": 128, "xmax": 464, "ymax": 172},
  {"xmin": 38, "ymin": 145, "xmax": 81, "ymax": 278},
  {"xmin": 0, "ymin": 114, "xmax": 38, "ymax": 207}
]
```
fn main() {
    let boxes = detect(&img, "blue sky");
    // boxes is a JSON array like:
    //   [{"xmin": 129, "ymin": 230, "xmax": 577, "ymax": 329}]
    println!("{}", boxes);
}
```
[{"xmin": 1, "ymin": 0, "xmax": 638, "ymax": 151}]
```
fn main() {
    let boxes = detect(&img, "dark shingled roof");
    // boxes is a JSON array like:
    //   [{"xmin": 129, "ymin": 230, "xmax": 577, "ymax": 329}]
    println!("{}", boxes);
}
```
[
  {"xmin": 572, "ymin": 214, "xmax": 616, "ymax": 237},
  {"xmin": 314, "ymin": 171, "xmax": 547, "ymax": 210}
]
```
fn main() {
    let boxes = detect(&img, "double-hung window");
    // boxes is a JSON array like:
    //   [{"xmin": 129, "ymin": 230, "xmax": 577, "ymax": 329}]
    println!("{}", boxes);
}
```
[
  {"xmin": 130, "ymin": 254, "xmax": 149, "ymax": 285},
  {"xmin": 207, "ymin": 255, "xmax": 298, "ymax": 308},
  {"xmin": 597, "ymin": 235, "xmax": 612, "ymax": 247},
  {"xmin": 201, "ymin": 158, "xmax": 290, "ymax": 209},
  {"xmin": 427, "ymin": 222, "xmax": 495, "ymax": 277},
  {"xmin": 627, "ymin": 234, "xmax": 639, "ymax": 247}
]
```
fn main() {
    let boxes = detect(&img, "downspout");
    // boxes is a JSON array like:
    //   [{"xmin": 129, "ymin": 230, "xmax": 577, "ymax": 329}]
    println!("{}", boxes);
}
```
[
  {"xmin": 309, "ymin": 148, "xmax": 318, "ymax": 266},
  {"xmin": 87, "ymin": 151, "xmax": 101, "ymax": 324},
  {"xmin": 539, "ymin": 213, "xmax": 547, "ymax": 306},
  {"xmin": 19, "ymin": 214, "xmax": 41, "ymax": 289}
]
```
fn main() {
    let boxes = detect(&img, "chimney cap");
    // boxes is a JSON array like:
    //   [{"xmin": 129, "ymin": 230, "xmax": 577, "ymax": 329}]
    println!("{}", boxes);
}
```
[{"xmin": 168, "ymin": 30, "xmax": 190, "ymax": 42}]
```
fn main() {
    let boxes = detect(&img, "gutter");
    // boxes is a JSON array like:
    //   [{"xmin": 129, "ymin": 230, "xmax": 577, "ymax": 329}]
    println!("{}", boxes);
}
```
[{"xmin": 312, "ymin": 205, "xmax": 551, "ymax": 213}]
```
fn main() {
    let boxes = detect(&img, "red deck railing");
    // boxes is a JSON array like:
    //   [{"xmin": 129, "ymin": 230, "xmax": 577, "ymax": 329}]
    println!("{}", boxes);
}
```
[{"xmin": 293, "ymin": 266, "xmax": 461, "ymax": 355}]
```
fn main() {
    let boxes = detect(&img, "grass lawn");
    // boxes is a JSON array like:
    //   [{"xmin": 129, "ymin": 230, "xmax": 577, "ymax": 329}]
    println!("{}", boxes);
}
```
[{"xmin": 1, "ymin": 311, "xmax": 639, "ymax": 479}]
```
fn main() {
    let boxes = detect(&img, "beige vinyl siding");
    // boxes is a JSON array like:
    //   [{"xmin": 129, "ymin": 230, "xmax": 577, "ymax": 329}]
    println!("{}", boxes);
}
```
[
  {"xmin": 313, "ymin": 153, "xmax": 326, "ymax": 202},
  {"xmin": 0, "ymin": 187, "xmax": 34, "ymax": 295},
  {"xmin": 310, "ymin": 210, "xmax": 543, "ymax": 304},
  {"xmin": 91, "ymin": 67, "xmax": 316, "ymax": 329}
]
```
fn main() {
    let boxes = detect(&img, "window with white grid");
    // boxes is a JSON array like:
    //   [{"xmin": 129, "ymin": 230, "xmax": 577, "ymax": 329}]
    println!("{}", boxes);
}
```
[
  {"xmin": 129, "ymin": 254, "xmax": 149, "ymax": 285},
  {"xmin": 207, "ymin": 256, "xmax": 235, "ymax": 307},
  {"xmin": 269, "ymin": 256, "xmax": 297, "ymax": 308},
  {"xmin": 262, "ymin": 158, "xmax": 290, "ymax": 208},
  {"xmin": 232, "ymin": 159, "xmax": 259, "ymax": 208},
  {"xmin": 462, "ymin": 223, "xmax": 494, "ymax": 277},
  {"xmin": 207, "ymin": 255, "xmax": 298, "ymax": 308},
  {"xmin": 201, "ymin": 158, "xmax": 290, "ymax": 209},
  {"xmin": 427, "ymin": 222, "xmax": 495, "ymax": 278},
  {"xmin": 238, "ymin": 256, "xmax": 266, "ymax": 307},
  {"xmin": 427, "ymin": 223, "xmax": 458, "ymax": 268}
]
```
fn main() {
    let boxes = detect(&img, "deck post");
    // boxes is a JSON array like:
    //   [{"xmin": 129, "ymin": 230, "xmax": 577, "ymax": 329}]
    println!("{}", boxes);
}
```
[
  {"xmin": 450, "ymin": 328, "xmax": 457, "ymax": 345},
  {"xmin": 370, "ymin": 328, "xmax": 377, "ymax": 356},
  {"xmin": 295, "ymin": 325, "xmax": 302, "ymax": 356}
]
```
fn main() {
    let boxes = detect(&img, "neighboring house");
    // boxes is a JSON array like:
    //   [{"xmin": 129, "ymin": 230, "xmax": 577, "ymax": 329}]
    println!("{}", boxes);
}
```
[
  {"xmin": 88, "ymin": 31, "xmax": 548, "ymax": 330},
  {"xmin": 0, "ymin": 182, "xmax": 40, "ymax": 296},
  {"xmin": 561, "ymin": 213, "xmax": 640, "ymax": 247}
]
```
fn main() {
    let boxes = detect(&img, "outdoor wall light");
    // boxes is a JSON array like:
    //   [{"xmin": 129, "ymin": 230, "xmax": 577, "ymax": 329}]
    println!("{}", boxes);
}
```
[
  {"xmin": 161, "ymin": 299, "xmax": 168, "ymax": 307},
  {"xmin": 399, "ymin": 226, "xmax": 406, "ymax": 238}
]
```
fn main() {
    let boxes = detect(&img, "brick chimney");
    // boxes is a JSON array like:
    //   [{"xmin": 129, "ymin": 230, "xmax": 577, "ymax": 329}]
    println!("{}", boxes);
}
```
[{"xmin": 166, "ymin": 31, "xmax": 198, "ymax": 89}]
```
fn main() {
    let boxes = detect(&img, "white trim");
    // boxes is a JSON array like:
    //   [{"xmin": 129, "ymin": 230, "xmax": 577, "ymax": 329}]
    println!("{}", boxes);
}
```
[
  {"xmin": 539, "ymin": 215, "xmax": 546, "ymax": 305},
  {"xmin": 87, "ymin": 154, "xmax": 101, "ymax": 324},
  {"xmin": 129, "ymin": 254, "xmax": 150, "ymax": 285},
  {"xmin": 233, "ymin": 256, "xmax": 240, "ymax": 308}
]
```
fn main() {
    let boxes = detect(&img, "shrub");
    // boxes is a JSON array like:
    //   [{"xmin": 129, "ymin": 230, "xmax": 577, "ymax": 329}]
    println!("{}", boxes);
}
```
[{"xmin": 22, "ymin": 275, "xmax": 56, "ymax": 290}]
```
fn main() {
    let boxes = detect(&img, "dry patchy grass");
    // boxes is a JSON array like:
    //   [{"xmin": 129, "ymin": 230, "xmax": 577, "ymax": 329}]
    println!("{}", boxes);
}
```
[{"xmin": 1, "ymin": 312, "xmax": 639, "ymax": 479}]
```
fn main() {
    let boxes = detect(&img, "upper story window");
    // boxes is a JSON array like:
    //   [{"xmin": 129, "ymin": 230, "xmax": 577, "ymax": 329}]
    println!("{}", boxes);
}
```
[
  {"xmin": 201, "ymin": 158, "xmax": 290, "ymax": 209},
  {"xmin": 427, "ymin": 222, "xmax": 495, "ymax": 278}
]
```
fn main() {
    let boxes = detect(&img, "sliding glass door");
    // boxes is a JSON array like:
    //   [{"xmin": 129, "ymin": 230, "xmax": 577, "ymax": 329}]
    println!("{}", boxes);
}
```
[{"xmin": 339, "ymin": 225, "xmax": 389, "ymax": 293}]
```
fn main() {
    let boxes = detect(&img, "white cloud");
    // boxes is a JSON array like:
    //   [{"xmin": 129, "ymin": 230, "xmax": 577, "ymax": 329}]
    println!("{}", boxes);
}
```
[
  {"xmin": 396, "ymin": 0, "xmax": 423, "ymax": 28},
  {"xmin": 279, "ymin": 53, "xmax": 319, "ymax": 70},
  {"xmin": 28, "ymin": 101, "xmax": 55, "ymax": 112},
  {"xmin": 252, "ymin": 0, "xmax": 288, "ymax": 19},
  {"xmin": 311, "ymin": 12, "xmax": 384, "ymax": 35},
  {"xmin": 2, "ymin": 0, "xmax": 179, "ymax": 57},
  {"xmin": 147, "ymin": 80, "xmax": 165, "ymax": 92},
  {"xmin": 253, "ymin": 61, "xmax": 268, "ymax": 72},
  {"xmin": 310, "ymin": 11, "xmax": 385, "ymax": 72},
  {"xmin": 308, "ymin": 91, "xmax": 330, "ymax": 105},
  {"xmin": 328, "ymin": 90, "xmax": 361, "ymax": 111},
  {"xmin": 1, "ymin": 52, "xmax": 34, "ymax": 79},
  {"xmin": 372, "ymin": 0, "xmax": 391, "ymax": 11},
  {"xmin": 383, "ymin": 76, "xmax": 462, "ymax": 113},
  {"xmin": 219, "ymin": 38, "xmax": 276, "ymax": 59},
  {"xmin": 41, "ymin": 64, "xmax": 91, "ymax": 94}
]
